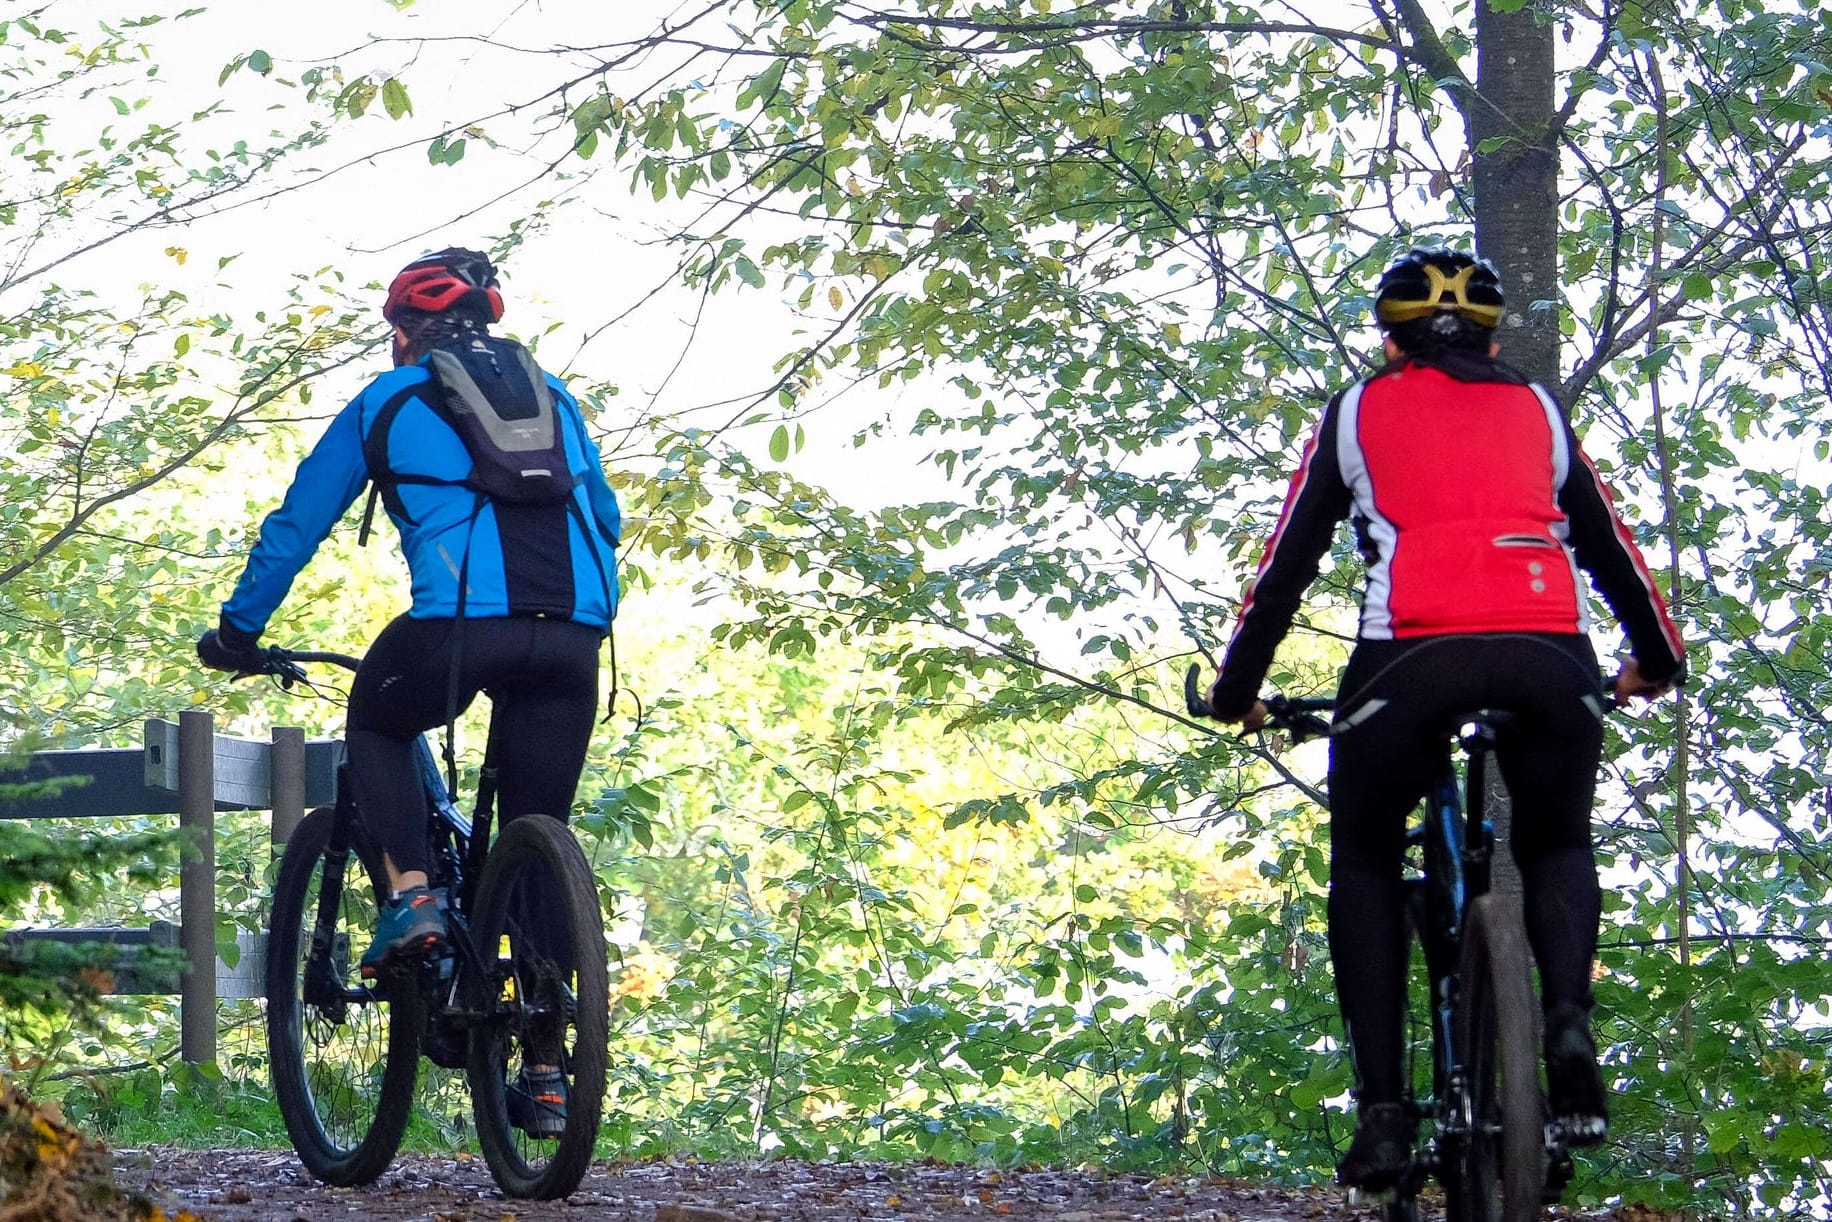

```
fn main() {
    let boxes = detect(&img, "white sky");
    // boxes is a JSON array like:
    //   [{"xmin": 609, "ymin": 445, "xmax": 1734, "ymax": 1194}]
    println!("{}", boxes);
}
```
[{"xmin": 36, "ymin": 0, "xmax": 872, "ymax": 465}]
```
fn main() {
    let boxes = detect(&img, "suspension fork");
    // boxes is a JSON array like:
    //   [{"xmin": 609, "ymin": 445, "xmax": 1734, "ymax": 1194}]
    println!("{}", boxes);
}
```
[{"xmin": 303, "ymin": 766, "xmax": 361, "ymax": 1007}]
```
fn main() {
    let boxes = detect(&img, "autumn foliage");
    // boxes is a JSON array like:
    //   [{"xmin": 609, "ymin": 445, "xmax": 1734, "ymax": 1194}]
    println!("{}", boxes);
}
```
[{"xmin": 0, "ymin": 1077, "xmax": 202, "ymax": 1222}]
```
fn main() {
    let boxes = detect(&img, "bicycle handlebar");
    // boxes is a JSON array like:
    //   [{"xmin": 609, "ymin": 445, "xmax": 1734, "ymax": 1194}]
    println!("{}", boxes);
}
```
[
  {"xmin": 255, "ymin": 646, "xmax": 362, "ymax": 689},
  {"xmin": 1184, "ymin": 660, "xmax": 1645, "ymax": 749},
  {"xmin": 1184, "ymin": 664, "xmax": 1335, "ymax": 743}
]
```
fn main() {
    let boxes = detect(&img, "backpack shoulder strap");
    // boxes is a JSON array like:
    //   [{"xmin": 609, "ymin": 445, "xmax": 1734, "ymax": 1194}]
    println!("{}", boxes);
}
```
[{"xmin": 358, "ymin": 379, "xmax": 438, "ymax": 545}]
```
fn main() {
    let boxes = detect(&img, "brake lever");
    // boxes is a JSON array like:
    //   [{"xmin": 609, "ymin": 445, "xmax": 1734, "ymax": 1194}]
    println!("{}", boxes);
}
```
[
  {"xmin": 1260, "ymin": 695, "xmax": 1332, "ymax": 744},
  {"xmin": 261, "ymin": 646, "xmax": 309, "ymax": 690}
]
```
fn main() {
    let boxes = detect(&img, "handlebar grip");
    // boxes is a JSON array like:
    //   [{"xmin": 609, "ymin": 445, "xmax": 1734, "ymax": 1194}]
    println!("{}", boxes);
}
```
[
  {"xmin": 1183, "ymin": 663, "xmax": 1216, "ymax": 718},
  {"xmin": 1184, "ymin": 665, "xmax": 1335, "ymax": 741}
]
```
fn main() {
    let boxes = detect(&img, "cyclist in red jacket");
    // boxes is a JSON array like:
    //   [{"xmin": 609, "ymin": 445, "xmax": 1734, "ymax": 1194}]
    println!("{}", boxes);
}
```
[{"xmin": 1202, "ymin": 249, "xmax": 1684, "ymax": 1189}]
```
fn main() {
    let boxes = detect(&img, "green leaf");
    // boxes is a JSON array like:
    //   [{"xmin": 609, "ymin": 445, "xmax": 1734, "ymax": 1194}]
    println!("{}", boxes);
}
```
[
  {"xmin": 738, "ymin": 58, "xmax": 786, "ymax": 111},
  {"xmin": 735, "ymin": 255, "xmax": 764, "ymax": 289},
  {"xmin": 381, "ymin": 78, "xmax": 412, "ymax": 120},
  {"xmin": 768, "ymin": 424, "xmax": 790, "ymax": 462},
  {"xmin": 428, "ymin": 134, "xmax": 467, "ymax": 166},
  {"xmin": 1703, "ymin": 1110, "xmax": 1745, "ymax": 1154},
  {"xmin": 248, "ymin": 49, "xmax": 271, "ymax": 75}
]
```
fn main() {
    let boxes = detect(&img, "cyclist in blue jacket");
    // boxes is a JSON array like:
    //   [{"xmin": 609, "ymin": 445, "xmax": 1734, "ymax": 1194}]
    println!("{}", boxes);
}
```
[{"xmin": 198, "ymin": 248, "xmax": 619, "ymax": 1011}]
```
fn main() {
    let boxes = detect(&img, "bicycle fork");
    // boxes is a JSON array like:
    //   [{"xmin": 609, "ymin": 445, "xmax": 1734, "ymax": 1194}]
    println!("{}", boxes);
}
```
[
  {"xmin": 1404, "ymin": 760, "xmax": 1479, "ymax": 1190},
  {"xmin": 302, "ymin": 778, "xmax": 365, "ymax": 1016}
]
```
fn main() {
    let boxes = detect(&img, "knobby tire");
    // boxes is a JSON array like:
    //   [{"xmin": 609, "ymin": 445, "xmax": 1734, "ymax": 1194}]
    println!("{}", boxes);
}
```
[
  {"xmin": 1447, "ymin": 894, "xmax": 1545, "ymax": 1222},
  {"xmin": 267, "ymin": 806, "xmax": 421, "ymax": 1185},
  {"xmin": 465, "ymin": 813, "xmax": 608, "ymax": 1200}
]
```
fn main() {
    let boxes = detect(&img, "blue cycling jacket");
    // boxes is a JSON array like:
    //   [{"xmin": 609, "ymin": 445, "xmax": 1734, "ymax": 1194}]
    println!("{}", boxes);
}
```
[{"xmin": 221, "ymin": 360, "xmax": 620, "ymax": 636}]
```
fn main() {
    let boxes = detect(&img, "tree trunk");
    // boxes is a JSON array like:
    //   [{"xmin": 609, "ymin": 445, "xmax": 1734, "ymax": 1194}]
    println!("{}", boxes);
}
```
[
  {"xmin": 1471, "ymin": 0, "xmax": 1560, "ymax": 388},
  {"xmin": 1469, "ymin": 0, "xmax": 1559, "ymax": 899}
]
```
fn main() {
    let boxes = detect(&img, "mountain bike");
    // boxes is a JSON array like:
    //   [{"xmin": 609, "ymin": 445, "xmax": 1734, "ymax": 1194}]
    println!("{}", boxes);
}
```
[
  {"xmin": 259, "ymin": 646, "xmax": 608, "ymax": 1200},
  {"xmin": 1184, "ymin": 665, "xmax": 1581, "ymax": 1222}
]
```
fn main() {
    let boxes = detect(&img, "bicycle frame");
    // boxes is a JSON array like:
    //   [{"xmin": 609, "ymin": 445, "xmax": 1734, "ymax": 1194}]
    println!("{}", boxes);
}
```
[
  {"xmin": 302, "ymin": 724, "xmax": 500, "ymax": 1020},
  {"xmin": 411, "ymin": 726, "xmax": 504, "ymax": 1039},
  {"xmin": 1409, "ymin": 716, "xmax": 1507, "ymax": 1159}
]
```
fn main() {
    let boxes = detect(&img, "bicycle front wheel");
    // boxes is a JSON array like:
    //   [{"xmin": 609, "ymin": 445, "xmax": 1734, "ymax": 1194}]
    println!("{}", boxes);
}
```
[
  {"xmin": 267, "ymin": 806, "xmax": 421, "ymax": 1185},
  {"xmin": 465, "ymin": 813, "xmax": 608, "ymax": 1200},
  {"xmin": 1446, "ymin": 894, "xmax": 1545, "ymax": 1222}
]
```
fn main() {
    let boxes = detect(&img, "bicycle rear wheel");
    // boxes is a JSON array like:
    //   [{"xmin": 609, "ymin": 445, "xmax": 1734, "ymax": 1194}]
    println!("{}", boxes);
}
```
[
  {"xmin": 1446, "ymin": 894, "xmax": 1545, "ymax": 1222},
  {"xmin": 465, "ymin": 813, "xmax": 608, "ymax": 1200},
  {"xmin": 267, "ymin": 806, "xmax": 421, "ymax": 1185}
]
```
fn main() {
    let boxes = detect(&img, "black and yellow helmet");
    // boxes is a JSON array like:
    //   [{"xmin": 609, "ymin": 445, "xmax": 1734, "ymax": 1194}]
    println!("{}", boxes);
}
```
[{"xmin": 1374, "ymin": 249, "xmax": 1505, "ymax": 331}]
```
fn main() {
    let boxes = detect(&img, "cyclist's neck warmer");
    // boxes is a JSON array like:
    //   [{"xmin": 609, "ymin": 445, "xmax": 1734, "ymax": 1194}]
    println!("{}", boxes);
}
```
[{"xmin": 1374, "ymin": 349, "xmax": 1531, "ymax": 386}]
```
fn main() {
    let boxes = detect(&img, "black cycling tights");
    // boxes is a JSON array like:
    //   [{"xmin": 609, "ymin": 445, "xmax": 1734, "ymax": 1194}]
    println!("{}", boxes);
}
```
[
  {"xmin": 346, "ymin": 614, "xmax": 602, "ymax": 879},
  {"xmin": 1327, "ymin": 633, "xmax": 1607, "ymax": 1104}
]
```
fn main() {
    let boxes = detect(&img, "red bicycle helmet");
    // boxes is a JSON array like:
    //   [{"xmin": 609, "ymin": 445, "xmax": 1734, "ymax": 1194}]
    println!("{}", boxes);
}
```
[{"xmin": 382, "ymin": 247, "xmax": 504, "ymax": 324}]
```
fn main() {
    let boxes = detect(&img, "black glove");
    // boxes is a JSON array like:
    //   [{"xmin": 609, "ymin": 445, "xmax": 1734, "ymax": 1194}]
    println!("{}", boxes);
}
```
[{"xmin": 197, "ymin": 616, "xmax": 268, "ymax": 674}]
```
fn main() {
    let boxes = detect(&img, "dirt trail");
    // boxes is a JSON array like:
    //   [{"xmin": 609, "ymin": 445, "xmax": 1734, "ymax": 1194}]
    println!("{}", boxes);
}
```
[{"xmin": 115, "ymin": 1148, "xmax": 1382, "ymax": 1222}]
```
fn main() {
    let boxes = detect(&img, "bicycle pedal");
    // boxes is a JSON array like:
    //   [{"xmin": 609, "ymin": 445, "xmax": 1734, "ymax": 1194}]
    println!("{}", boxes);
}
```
[
  {"xmin": 359, "ymin": 934, "xmax": 444, "ymax": 981},
  {"xmin": 1344, "ymin": 1187, "xmax": 1396, "ymax": 1206},
  {"xmin": 1541, "ymin": 1145, "xmax": 1577, "ymax": 1205}
]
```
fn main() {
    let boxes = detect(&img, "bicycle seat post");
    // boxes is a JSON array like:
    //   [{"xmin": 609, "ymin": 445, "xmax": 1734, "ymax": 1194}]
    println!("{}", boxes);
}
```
[{"xmin": 1456, "ymin": 712, "xmax": 1514, "ymax": 904}]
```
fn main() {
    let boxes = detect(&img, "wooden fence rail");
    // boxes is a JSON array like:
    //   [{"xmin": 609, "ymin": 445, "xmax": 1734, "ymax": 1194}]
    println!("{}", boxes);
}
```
[{"xmin": 1, "ymin": 710, "xmax": 339, "ymax": 1065}]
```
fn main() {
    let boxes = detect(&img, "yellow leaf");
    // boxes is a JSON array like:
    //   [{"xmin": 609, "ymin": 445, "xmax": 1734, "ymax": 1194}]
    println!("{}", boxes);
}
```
[
  {"xmin": 165, "ymin": 246, "xmax": 188, "ymax": 265},
  {"xmin": 309, "ymin": 304, "xmax": 331, "ymax": 317},
  {"xmin": 828, "ymin": 286, "xmax": 844, "ymax": 310},
  {"xmin": 5, "ymin": 362, "xmax": 44, "ymax": 378},
  {"xmin": 46, "ymin": 407, "xmax": 60, "ymax": 426}
]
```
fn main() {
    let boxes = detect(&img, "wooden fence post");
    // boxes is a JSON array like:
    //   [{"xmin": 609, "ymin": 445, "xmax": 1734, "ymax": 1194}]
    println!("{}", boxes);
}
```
[
  {"xmin": 178, "ymin": 709, "xmax": 217, "ymax": 1067},
  {"xmin": 271, "ymin": 726, "xmax": 305, "ymax": 850}
]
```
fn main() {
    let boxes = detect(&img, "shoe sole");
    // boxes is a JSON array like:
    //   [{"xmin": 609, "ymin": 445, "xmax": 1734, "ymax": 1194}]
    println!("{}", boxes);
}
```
[
  {"xmin": 1549, "ymin": 1115, "xmax": 1608, "ymax": 1147},
  {"xmin": 509, "ymin": 1110, "xmax": 566, "ymax": 1140},
  {"xmin": 509, "ymin": 1090, "xmax": 568, "ymax": 1140},
  {"xmin": 359, "ymin": 932, "xmax": 446, "ymax": 981}
]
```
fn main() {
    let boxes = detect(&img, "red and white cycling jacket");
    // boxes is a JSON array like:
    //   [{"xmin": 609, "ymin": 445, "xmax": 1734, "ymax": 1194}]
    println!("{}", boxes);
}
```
[{"xmin": 1210, "ymin": 355, "xmax": 1685, "ymax": 718}]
